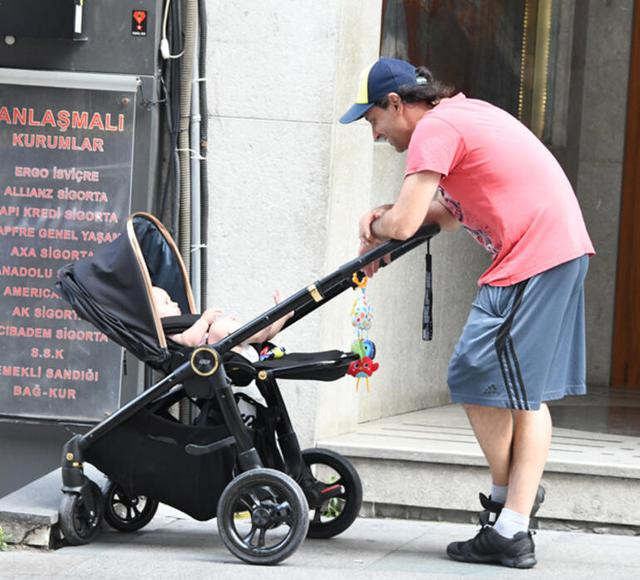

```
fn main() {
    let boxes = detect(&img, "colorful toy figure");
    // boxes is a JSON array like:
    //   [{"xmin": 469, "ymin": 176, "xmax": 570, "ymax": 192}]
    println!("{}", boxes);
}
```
[
  {"xmin": 349, "ymin": 272, "xmax": 379, "ymax": 391},
  {"xmin": 259, "ymin": 344, "xmax": 286, "ymax": 361},
  {"xmin": 347, "ymin": 356, "xmax": 379, "ymax": 392},
  {"xmin": 350, "ymin": 338, "xmax": 376, "ymax": 359}
]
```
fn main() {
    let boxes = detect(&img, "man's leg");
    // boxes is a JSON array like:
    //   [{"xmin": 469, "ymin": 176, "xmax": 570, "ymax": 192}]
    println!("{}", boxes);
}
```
[
  {"xmin": 446, "ymin": 404, "xmax": 549, "ymax": 569},
  {"xmin": 464, "ymin": 402, "xmax": 551, "ymax": 514},
  {"xmin": 504, "ymin": 403, "xmax": 552, "ymax": 515},
  {"xmin": 464, "ymin": 404, "xmax": 513, "ymax": 486}
]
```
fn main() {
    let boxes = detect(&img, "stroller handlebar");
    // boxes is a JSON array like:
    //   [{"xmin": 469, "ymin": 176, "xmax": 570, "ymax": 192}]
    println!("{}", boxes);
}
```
[
  {"xmin": 213, "ymin": 223, "xmax": 440, "ymax": 354},
  {"xmin": 347, "ymin": 223, "xmax": 440, "ymax": 273}
]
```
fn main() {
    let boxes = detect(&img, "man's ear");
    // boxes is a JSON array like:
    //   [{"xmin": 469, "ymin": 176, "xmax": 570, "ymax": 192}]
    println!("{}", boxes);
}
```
[{"xmin": 387, "ymin": 92, "xmax": 402, "ymax": 111}]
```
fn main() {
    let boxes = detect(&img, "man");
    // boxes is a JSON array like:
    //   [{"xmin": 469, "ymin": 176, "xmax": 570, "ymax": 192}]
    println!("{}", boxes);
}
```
[{"xmin": 340, "ymin": 58, "xmax": 594, "ymax": 569}]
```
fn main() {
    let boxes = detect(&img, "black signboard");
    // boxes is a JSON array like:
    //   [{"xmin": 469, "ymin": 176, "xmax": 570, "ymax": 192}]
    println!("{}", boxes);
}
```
[{"xmin": 0, "ymin": 69, "xmax": 137, "ymax": 422}]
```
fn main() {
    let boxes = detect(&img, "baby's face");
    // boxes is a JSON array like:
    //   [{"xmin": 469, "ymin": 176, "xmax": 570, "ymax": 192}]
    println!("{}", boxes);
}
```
[{"xmin": 152, "ymin": 287, "xmax": 181, "ymax": 318}]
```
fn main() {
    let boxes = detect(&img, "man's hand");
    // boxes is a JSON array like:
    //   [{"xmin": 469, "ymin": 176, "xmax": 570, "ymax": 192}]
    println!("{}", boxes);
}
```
[
  {"xmin": 358, "ymin": 238, "xmax": 391, "ymax": 278},
  {"xmin": 359, "ymin": 204, "xmax": 392, "ymax": 245}
]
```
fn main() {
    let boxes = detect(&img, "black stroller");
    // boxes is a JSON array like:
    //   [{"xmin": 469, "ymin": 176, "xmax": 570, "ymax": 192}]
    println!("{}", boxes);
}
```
[{"xmin": 55, "ymin": 212, "xmax": 438, "ymax": 564}]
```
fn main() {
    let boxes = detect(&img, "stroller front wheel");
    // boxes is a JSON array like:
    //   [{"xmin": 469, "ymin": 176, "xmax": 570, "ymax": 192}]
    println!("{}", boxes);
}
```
[
  {"xmin": 216, "ymin": 468, "xmax": 309, "ymax": 565},
  {"xmin": 103, "ymin": 481, "xmax": 159, "ymax": 532},
  {"xmin": 59, "ymin": 480, "xmax": 104, "ymax": 545}
]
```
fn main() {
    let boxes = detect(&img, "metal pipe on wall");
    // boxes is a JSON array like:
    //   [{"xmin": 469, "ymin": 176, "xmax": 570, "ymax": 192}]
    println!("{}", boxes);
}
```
[
  {"xmin": 178, "ymin": 0, "xmax": 197, "ymax": 273},
  {"xmin": 198, "ymin": 0, "xmax": 209, "ymax": 309},
  {"xmin": 190, "ymin": 31, "xmax": 202, "ymax": 311},
  {"xmin": 178, "ymin": 0, "xmax": 198, "ymax": 424}
]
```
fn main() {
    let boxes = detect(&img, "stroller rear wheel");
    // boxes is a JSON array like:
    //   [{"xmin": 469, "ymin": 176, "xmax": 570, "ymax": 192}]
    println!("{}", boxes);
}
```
[
  {"xmin": 103, "ymin": 481, "xmax": 159, "ymax": 532},
  {"xmin": 216, "ymin": 468, "xmax": 309, "ymax": 565},
  {"xmin": 59, "ymin": 480, "xmax": 104, "ymax": 545},
  {"xmin": 302, "ymin": 448, "xmax": 363, "ymax": 538}
]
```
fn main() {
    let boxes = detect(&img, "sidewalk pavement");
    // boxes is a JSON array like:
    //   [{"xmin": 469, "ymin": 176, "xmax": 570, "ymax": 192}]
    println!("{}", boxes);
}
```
[{"xmin": 2, "ymin": 506, "xmax": 639, "ymax": 580}]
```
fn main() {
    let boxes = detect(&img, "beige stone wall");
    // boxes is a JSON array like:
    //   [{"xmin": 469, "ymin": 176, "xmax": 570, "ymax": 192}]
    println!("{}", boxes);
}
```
[
  {"xmin": 204, "ymin": 0, "xmax": 632, "ymax": 443},
  {"xmin": 205, "ymin": 0, "xmax": 344, "ymax": 447}
]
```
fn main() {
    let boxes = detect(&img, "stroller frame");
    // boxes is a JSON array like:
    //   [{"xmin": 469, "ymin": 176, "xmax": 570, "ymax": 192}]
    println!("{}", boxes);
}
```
[{"xmin": 57, "ymin": 213, "xmax": 438, "ymax": 564}]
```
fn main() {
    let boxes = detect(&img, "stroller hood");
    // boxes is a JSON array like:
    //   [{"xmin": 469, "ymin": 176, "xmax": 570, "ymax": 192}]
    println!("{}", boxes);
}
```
[{"xmin": 56, "ymin": 213, "xmax": 196, "ymax": 368}]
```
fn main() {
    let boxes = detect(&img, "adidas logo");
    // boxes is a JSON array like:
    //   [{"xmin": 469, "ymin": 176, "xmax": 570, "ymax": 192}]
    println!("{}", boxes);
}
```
[{"xmin": 483, "ymin": 383, "xmax": 497, "ymax": 395}]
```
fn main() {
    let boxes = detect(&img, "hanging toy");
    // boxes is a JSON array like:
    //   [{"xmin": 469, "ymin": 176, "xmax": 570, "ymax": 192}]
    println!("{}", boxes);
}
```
[
  {"xmin": 347, "ymin": 356, "xmax": 379, "ymax": 392},
  {"xmin": 348, "ymin": 272, "xmax": 379, "ymax": 392}
]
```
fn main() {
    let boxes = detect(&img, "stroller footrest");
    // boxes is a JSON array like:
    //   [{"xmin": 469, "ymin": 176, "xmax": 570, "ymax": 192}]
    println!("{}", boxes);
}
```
[
  {"xmin": 255, "ymin": 351, "xmax": 358, "ymax": 382},
  {"xmin": 185, "ymin": 435, "xmax": 236, "ymax": 456}
]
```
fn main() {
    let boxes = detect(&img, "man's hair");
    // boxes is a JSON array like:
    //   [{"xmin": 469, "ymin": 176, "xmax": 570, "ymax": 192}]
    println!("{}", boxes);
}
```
[{"xmin": 376, "ymin": 66, "xmax": 454, "ymax": 108}]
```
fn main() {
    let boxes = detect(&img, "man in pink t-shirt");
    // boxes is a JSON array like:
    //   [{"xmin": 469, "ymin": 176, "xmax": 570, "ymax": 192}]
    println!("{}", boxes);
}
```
[{"xmin": 340, "ymin": 58, "xmax": 594, "ymax": 569}]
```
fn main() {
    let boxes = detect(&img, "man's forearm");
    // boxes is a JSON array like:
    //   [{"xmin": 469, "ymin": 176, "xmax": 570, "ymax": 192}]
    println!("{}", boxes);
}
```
[
  {"xmin": 369, "ymin": 171, "xmax": 443, "ymax": 241},
  {"xmin": 370, "ymin": 213, "xmax": 393, "ymax": 241}
]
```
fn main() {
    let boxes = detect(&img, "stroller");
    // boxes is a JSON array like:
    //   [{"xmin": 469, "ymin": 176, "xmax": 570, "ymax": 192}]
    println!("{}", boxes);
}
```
[{"xmin": 55, "ymin": 212, "xmax": 438, "ymax": 564}]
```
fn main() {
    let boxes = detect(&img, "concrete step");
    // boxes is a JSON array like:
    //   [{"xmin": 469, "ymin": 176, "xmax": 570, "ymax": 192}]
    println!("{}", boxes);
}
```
[
  {"xmin": 0, "ymin": 466, "xmax": 106, "ymax": 548},
  {"xmin": 318, "ymin": 404, "xmax": 640, "ymax": 532}
]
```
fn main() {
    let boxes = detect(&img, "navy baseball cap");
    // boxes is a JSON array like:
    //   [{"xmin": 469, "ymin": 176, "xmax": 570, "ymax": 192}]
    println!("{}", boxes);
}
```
[{"xmin": 339, "ymin": 58, "xmax": 419, "ymax": 124}]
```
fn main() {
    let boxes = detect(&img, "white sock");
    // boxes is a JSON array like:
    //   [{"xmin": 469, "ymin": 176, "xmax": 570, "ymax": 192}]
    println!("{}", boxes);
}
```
[
  {"xmin": 490, "ymin": 483, "xmax": 508, "ymax": 504},
  {"xmin": 494, "ymin": 508, "xmax": 529, "ymax": 538}
]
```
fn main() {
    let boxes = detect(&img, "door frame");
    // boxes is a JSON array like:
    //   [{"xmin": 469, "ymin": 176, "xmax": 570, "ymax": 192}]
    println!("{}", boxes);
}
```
[{"xmin": 611, "ymin": 0, "xmax": 640, "ymax": 388}]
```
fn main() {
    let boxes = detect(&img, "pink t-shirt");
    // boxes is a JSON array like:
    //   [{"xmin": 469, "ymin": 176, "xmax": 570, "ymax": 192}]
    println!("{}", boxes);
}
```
[{"xmin": 405, "ymin": 93, "xmax": 594, "ymax": 286}]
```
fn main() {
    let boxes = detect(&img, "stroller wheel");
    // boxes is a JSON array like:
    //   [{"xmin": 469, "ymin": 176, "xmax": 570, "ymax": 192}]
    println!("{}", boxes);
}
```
[
  {"xmin": 302, "ymin": 448, "xmax": 363, "ymax": 539},
  {"xmin": 217, "ymin": 468, "xmax": 309, "ymax": 565},
  {"xmin": 59, "ymin": 480, "xmax": 104, "ymax": 545},
  {"xmin": 103, "ymin": 481, "xmax": 159, "ymax": 532}
]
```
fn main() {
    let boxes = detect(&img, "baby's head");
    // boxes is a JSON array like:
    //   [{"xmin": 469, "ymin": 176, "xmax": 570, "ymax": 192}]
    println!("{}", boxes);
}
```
[{"xmin": 151, "ymin": 286, "xmax": 181, "ymax": 318}]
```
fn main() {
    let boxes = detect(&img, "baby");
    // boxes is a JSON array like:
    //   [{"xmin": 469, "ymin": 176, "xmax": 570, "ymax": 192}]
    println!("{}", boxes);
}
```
[{"xmin": 151, "ymin": 286, "xmax": 292, "ymax": 351}]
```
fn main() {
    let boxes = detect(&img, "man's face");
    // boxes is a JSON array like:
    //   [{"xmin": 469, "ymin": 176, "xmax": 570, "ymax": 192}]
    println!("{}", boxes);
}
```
[{"xmin": 364, "ymin": 100, "xmax": 412, "ymax": 152}]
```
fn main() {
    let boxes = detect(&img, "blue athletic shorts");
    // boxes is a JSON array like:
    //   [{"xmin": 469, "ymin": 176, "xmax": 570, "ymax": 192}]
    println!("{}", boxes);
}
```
[{"xmin": 447, "ymin": 255, "xmax": 589, "ymax": 411}]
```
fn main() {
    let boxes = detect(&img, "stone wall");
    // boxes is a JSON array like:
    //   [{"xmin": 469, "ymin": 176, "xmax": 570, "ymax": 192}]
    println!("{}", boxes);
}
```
[
  {"xmin": 203, "ymin": 0, "xmax": 634, "ymax": 442},
  {"xmin": 572, "ymin": 0, "xmax": 633, "ymax": 386}
]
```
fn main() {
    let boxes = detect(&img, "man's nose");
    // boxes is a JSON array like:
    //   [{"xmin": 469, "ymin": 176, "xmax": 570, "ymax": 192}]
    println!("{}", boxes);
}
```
[{"xmin": 371, "ymin": 127, "xmax": 381, "ymax": 141}]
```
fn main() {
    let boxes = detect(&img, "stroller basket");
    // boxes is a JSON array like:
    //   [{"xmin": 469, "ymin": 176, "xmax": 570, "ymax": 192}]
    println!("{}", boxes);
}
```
[{"xmin": 86, "ymin": 408, "xmax": 234, "ymax": 521}]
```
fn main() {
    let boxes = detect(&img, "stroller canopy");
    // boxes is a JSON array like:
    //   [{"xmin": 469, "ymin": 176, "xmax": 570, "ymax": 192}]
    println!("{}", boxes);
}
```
[{"xmin": 57, "ymin": 213, "xmax": 196, "ymax": 368}]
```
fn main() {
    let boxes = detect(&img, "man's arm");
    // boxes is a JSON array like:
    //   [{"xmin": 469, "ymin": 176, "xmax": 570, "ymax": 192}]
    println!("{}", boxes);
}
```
[
  {"xmin": 369, "ymin": 170, "xmax": 442, "ymax": 241},
  {"xmin": 424, "ymin": 188, "xmax": 461, "ymax": 231},
  {"xmin": 358, "ymin": 204, "xmax": 394, "ymax": 243}
]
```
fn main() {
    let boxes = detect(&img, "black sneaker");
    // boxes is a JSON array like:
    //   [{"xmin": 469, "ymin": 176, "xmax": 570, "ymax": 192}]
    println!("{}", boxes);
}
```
[
  {"xmin": 447, "ymin": 525, "xmax": 537, "ymax": 568},
  {"xmin": 478, "ymin": 485, "xmax": 546, "ymax": 526}
]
